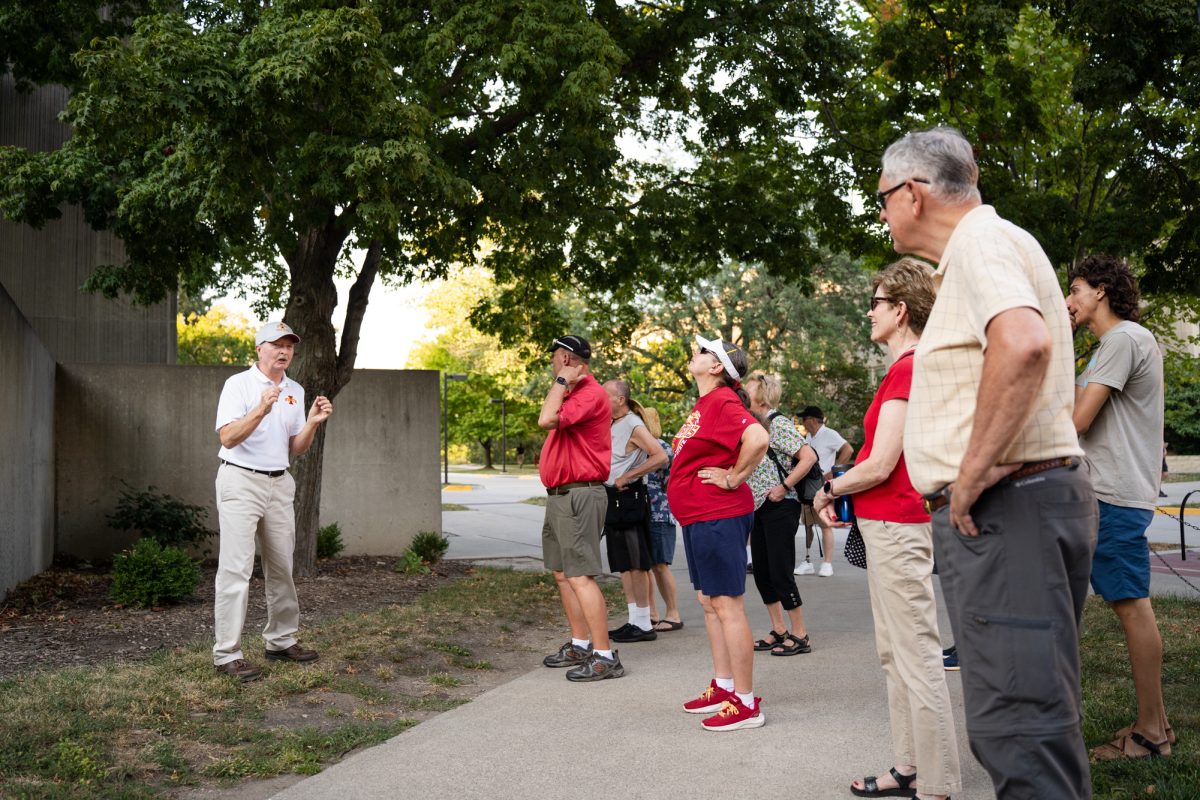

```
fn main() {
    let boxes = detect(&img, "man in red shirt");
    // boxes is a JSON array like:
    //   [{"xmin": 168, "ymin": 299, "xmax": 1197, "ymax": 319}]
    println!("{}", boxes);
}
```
[{"xmin": 537, "ymin": 335, "xmax": 624, "ymax": 681}]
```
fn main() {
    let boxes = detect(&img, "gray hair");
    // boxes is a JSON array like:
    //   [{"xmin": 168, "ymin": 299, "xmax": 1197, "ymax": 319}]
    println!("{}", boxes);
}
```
[{"xmin": 881, "ymin": 126, "xmax": 981, "ymax": 206}]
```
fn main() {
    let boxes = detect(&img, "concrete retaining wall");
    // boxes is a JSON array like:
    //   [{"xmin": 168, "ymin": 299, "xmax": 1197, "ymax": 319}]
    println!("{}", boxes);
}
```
[
  {"xmin": 0, "ymin": 283, "xmax": 56, "ymax": 597},
  {"xmin": 55, "ymin": 365, "xmax": 440, "ymax": 560}
]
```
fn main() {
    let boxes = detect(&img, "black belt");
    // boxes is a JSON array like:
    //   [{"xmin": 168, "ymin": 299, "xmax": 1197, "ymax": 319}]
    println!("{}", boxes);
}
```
[
  {"xmin": 546, "ymin": 481, "xmax": 605, "ymax": 496},
  {"xmin": 221, "ymin": 459, "xmax": 286, "ymax": 478},
  {"xmin": 923, "ymin": 456, "xmax": 1082, "ymax": 513}
]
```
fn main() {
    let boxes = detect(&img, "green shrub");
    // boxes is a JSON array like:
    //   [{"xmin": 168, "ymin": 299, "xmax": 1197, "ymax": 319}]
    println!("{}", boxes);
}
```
[
  {"xmin": 397, "ymin": 549, "xmax": 430, "ymax": 575},
  {"xmin": 409, "ymin": 531, "xmax": 449, "ymax": 566},
  {"xmin": 110, "ymin": 540, "xmax": 200, "ymax": 607},
  {"xmin": 317, "ymin": 522, "xmax": 345, "ymax": 560},
  {"xmin": 107, "ymin": 483, "xmax": 214, "ymax": 551}
]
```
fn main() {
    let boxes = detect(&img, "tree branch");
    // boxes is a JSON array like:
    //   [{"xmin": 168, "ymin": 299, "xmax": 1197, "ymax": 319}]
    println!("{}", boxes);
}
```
[{"xmin": 334, "ymin": 239, "xmax": 382, "ymax": 392}]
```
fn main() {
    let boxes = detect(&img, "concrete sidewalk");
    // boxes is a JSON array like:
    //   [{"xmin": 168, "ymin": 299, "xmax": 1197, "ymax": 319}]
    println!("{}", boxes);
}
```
[
  {"xmin": 274, "ymin": 544, "xmax": 995, "ymax": 800},
  {"xmin": 271, "ymin": 476, "xmax": 1200, "ymax": 800}
]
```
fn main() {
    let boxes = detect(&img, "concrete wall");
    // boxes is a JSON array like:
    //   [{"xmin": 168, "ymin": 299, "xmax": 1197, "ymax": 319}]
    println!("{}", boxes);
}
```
[
  {"xmin": 55, "ymin": 365, "xmax": 440, "ymax": 560},
  {"xmin": 0, "ymin": 283, "xmax": 56, "ymax": 597},
  {"xmin": 0, "ymin": 74, "xmax": 175, "ymax": 364}
]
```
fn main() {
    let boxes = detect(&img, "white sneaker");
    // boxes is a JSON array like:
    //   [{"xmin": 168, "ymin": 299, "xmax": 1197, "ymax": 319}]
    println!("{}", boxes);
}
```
[
  {"xmin": 818, "ymin": 562, "xmax": 833, "ymax": 577},
  {"xmin": 794, "ymin": 560, "xmax": 814, "ymax": 576}
]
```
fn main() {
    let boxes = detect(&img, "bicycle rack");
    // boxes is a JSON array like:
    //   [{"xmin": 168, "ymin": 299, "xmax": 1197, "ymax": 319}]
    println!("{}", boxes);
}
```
[{"xmin": 1181, "ymin": 490, "xmax": 1197, "ymax": 561}]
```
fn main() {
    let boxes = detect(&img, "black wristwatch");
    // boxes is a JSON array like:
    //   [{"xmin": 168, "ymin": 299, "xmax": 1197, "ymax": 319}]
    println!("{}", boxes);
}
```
[
  {"xmin": 554, "ymin": 376, "xmax": 568, "ymax": 387},
  {"xmin": 823, "ymin": 480, "xmax": 837, "ymax": 498}
]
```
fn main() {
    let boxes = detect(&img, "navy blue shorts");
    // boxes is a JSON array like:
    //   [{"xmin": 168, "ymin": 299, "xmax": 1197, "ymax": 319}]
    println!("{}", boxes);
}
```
[
  {"xmin": 681, "ymin": 513, "xmax": 753, "ymax": 597},
  {"xmin": 1090, "ymin": 500, "xmax": 1153, "ymax": 601}
]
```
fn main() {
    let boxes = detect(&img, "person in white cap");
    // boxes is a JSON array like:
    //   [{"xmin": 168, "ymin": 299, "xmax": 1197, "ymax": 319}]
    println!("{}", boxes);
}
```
[
  {"xmin": 211, "ymin": 320, "xmax": 333, "ymax": 681},
  {"xmin": 671, "ymin": 334, "xmax": 770, "ymax": 730}
]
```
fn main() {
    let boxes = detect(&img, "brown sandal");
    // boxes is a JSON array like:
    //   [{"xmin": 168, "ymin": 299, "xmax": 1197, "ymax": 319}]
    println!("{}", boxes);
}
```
[
  {"xmin": 1090, "ymin": 731, "xmax": 1171, "ymax": 760},
  {"xmin": 1114, "ymin": 722, "xmax": 1175, "ymax": 746}
]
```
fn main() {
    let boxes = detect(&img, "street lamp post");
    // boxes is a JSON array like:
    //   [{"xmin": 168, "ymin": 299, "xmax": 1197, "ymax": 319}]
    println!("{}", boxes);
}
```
[
  {"xmin": 443, "ymin": 372, "xmax": 468, "ymax": 485},
  {"xmin": 490, "ymin": 397, "xmax": 507, "ymax": 473}
]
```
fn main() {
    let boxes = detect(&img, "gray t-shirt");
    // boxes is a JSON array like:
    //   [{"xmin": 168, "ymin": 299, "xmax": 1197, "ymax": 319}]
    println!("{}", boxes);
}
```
[
  {"xmin": 607, "ymin": 413, "xmax": 649, "ymax": 485},
  {"xmin": 1076, "ymin": 320, "xmax": 1164, "ymax": 509}
]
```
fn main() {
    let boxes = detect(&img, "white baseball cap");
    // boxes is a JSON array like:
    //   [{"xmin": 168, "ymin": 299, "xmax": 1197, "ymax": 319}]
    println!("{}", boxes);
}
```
[
  {"xmin": 694, "ymin": 334, "xmax": 741, "ymax": 380},
  {"xmin": 255, "ymin": 320, "xmax": 301, "ymax": 345}
]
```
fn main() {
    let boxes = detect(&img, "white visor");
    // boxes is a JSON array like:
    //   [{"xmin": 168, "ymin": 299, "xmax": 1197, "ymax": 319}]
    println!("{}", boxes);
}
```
[{"xmin": 694, "ymin": 334, "xmax": 741, "ymax": 380}]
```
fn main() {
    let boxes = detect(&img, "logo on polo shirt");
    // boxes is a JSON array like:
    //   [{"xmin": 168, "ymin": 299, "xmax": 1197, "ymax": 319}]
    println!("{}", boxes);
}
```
[{"xmin": 285, "ymin": 395, "xmax": 296, "ymax": 405}]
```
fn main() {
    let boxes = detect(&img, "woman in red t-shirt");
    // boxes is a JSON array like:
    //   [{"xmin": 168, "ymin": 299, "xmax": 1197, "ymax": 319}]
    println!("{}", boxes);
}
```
[
  {"xmin": 813, "ymin": 259, "xmax": 962, "ymax": 800},
  {"xmin": 669, "ymin": 334, "xmax": 769, "ymax": 731}
]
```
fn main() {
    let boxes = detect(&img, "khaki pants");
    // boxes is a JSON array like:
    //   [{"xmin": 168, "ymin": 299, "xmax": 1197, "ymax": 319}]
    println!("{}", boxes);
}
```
[
  {"xmin": 860, "ymin": 516, "xmax": 962, "ymax": 797},
  {"xmin": 213, "ymin": 464, "xmax": 300, "ymax": 665}
]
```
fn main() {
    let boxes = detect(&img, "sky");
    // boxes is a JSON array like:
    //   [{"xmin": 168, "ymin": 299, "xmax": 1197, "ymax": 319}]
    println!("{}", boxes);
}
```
[{"xmin": 215, "ymin": 274, "xmax": 432, "ymax": 369}]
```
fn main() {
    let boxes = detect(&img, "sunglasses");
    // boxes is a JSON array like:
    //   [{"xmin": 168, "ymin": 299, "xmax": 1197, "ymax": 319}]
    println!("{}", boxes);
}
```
[
  {"xmin": 869, "ymin": 296, "xmax": 894, "ymax": 311},
  {"xmin": 876, "ymin": 178, "xmax": 930, "ymax": 210},
  {"xmin": 551, "ymin": 338, "xmax": 577, "ymax": 354}
]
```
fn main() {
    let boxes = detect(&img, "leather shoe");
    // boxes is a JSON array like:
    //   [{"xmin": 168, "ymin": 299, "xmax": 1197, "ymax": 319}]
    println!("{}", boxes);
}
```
[
  {"xmin": 265, "ymin": 644, "xmax": 319, "ymax": 663},
  {"xmin": 611, "ymin": 624, "xmax": 657, "ymax": 643},
  {"xmin": 215, "ymin": 659, "xmax": 262, "ymax": 682}
]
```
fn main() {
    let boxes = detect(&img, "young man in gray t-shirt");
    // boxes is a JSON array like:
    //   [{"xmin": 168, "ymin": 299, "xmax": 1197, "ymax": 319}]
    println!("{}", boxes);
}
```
[{"xmin": 1067, "ymin": 254, "xmax": 1172, "ymax": 759}]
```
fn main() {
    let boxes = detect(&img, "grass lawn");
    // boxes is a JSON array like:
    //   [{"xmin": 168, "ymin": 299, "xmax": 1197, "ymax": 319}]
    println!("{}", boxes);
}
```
[
  {"xmin": 1163, "ymin": 473, "xmax": 1200, "ymax": 483},
  {"xmin": 1081, "ymin": 594, "xmax": 1199, "ymax": 799},
  {"xmin": 0, "ymin": 568, "xmax": 624, "ymax": 799}
]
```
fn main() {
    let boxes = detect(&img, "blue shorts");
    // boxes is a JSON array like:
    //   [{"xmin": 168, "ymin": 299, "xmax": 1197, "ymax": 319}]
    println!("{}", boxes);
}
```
[
  {"xmin": 649, "ymin": 521, "xmax": 677, "ymax": 565},
  {"xmin": 1090, "ymin": 501, "xmax": 1153, "ymax": 602},
  {"xmin": 681, "ymin": 513, "xmax": 753, "ymax": 598}
]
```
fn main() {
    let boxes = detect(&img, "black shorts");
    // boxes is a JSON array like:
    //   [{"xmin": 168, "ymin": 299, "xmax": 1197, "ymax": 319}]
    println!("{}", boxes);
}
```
[{"xmin": 605, "ymin": 521, "xmax": 654, "ymax": 572}]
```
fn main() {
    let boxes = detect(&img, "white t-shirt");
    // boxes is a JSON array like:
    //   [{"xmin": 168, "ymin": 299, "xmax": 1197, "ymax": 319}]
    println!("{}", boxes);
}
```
[
  {"xmin": 806, "ymin": 425, "xmax": 848, "ymax": 474},
  {"xmin": 607, "ymin": 413, "xmax": 649, "ymax": 485},
  {"xmin": 215, "ymin": 366, "xmax": 306, "ymax": 471}
]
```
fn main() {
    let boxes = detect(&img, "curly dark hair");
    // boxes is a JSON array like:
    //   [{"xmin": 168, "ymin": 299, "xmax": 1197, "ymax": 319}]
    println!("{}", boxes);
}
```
[{"xmin": 1068, "ymin": 254, "xmax": 1141, "ymax": 322}]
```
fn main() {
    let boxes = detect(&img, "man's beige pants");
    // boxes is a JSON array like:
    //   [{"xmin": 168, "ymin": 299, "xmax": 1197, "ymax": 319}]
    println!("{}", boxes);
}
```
[
  {"xmin": 213, "ymin": 464, "xmax": 300, "ymax": 665},
  {"xmin": 860, "ymin": 516, "xmax": 963, "ymax": 797}
]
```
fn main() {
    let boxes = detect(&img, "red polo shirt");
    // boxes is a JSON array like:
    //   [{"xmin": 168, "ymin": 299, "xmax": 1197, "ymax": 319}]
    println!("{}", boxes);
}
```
[{"xmin": 538, "ymin": 374, "xmax": 611, "ymax": 489}]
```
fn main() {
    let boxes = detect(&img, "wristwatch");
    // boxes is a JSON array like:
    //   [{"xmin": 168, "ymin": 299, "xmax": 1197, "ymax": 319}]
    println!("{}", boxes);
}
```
[
  {"xmin": 823, "ymin": 480, "xmax": 838, "ymax": 498},
  {"xmin": 554, "ymin": 376, "xmax": 568, "ymax": 387}
]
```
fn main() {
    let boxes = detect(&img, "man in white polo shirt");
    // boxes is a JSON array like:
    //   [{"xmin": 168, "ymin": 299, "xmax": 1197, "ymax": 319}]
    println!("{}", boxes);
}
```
[
  {"xmin": 212, "ymin": 321, "xmax": 333, "ymax": 681},
  {"xmin": 795, "ymin": 406, "xmax": 853, "ymax": 577}
]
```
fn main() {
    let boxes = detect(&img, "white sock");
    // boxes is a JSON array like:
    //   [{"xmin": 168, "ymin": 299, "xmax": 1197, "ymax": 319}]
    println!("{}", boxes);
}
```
[
  {"xmin": 594, "ymin": 648, "xmax": 613, "ymax": 660},
  {"xmin": 736, "ymin": 691, "xmax": 755, "ymax": 710},
  {"xmin": 626, "ymin": 602, "xmax": 638, "ymax": 626},
  {"xmin": 715, "ymin": 676, "xmax": 735, "ymax": 691},
  {"xmin": 572, "ymin": 638, "xmax": 590, "ymax": 650},
  {"xmin": 634, "ymin": 605, "xmax": 652, "ymax": 630}
]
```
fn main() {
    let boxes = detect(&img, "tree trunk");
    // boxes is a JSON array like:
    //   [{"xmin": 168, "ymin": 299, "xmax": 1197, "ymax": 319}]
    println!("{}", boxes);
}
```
[
  {"xmin": 481, "ymin": 438, "xmax": 494, "ymax": 470},
  {"xmin": 281, "ymin": 218, "xmax": 362, "ymax": 576}
]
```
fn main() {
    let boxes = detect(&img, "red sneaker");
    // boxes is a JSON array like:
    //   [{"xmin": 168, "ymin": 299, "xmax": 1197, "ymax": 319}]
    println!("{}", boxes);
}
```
[
  {"xmin": 701, "ymin": 696, "xmax": 765, "ymax": 731},
  {"xmin": 682, "ymin": 680, "xmax": 734, "ymax": 714}
]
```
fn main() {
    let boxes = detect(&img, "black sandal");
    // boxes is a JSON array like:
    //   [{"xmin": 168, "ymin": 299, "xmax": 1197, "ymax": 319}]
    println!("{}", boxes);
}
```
[
  {"xmin": 770, "ymin": 631, "xmax": 811, "ymax": 656},
  {"xmin": 753, "ymin": 630, "xmax": 787, "ymax": 651},
  {"xmin": 850, "ymin": 767, "xmax": 917, "ymax": 798}
]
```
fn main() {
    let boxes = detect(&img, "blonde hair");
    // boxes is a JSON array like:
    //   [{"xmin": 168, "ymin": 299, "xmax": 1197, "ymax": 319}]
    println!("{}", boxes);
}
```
[
  {"xmin": 746, "ymin": 371, "xmax": 783, "ymax": 408},
  {"xmin": 640, "ymin": 407, "xmax": 663, "ymax": 438}
]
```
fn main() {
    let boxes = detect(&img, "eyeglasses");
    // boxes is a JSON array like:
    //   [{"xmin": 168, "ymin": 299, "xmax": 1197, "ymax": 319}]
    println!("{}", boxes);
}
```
[
  {"xmin": 876, "ymin": 178, "xmax": 930, "ymax": 210},
  {"xmin": 869, "ymin": 296, "xmax": 894, "ymax": 311}
]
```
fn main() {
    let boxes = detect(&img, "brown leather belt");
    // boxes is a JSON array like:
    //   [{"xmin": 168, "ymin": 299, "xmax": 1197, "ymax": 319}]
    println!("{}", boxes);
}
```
[
  {"xmin": 546, "ymin": 480, "xmax": 605, "ymax": 496},
  {"xmin": 923, "ymin": 457, "xmax": 1082, "ymax": 514}
]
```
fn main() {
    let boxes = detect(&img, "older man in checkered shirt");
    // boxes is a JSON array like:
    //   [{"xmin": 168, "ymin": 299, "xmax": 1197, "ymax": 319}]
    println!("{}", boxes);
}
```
[{"xmin": 878, "ymin": 128, "xmax": 1096, "ymax": 800}]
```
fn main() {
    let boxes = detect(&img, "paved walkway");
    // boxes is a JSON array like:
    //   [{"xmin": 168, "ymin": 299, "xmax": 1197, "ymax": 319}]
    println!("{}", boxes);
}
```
[{"xmin": 272, "ymin": 475, "xmax": 1200, "ymax": 800}]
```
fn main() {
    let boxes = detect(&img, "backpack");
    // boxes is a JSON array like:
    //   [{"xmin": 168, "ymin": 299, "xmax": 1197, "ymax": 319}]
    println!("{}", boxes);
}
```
[{"xmin": 765, "ymin": 411, "xmax": 824, "ymax": 505}]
